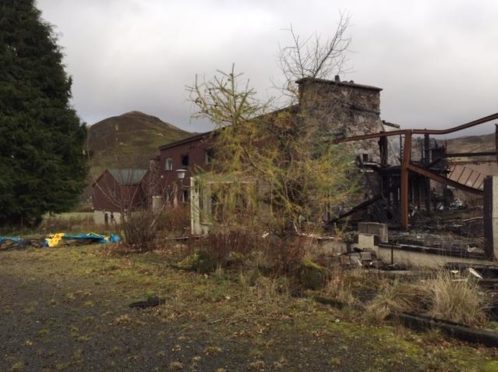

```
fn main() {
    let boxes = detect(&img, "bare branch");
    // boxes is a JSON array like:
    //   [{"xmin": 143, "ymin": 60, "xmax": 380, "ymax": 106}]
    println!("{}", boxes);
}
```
[{"xmin": 276, "ymin": 12, "xmax": 351, "ymax": 101}]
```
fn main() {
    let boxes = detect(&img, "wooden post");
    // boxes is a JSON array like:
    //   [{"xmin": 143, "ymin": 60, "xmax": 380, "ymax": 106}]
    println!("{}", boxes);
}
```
[{"xmin": 400, "ymin": 131, "xmax": 412, "ymax": 230}]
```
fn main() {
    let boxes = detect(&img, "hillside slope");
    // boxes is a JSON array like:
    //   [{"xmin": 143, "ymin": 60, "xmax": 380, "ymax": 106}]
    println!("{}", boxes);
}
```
[
  {"xmin": 86, "ymin": 111, "xmax": 192, "ymax": 179},
  {"xmin": 445, "ymin": 133, "xmax": 495, "ymax": 153}
]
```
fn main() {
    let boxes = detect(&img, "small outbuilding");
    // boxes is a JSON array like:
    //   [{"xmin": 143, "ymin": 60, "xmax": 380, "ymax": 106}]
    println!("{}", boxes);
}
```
[{"xmin": 91, "ymin": 168, "xmax": 148, "ymax": 225}]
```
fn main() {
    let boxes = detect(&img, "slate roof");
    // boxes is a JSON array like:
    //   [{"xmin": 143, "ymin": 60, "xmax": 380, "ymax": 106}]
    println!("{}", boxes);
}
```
[{"xmin": 108, "ymin": 168, "xmax": 147, "ymax": 185}]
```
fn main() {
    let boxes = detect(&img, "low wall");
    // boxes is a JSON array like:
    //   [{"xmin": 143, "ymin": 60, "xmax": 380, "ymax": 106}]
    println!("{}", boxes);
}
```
[
  {"xmin": 374, "ymin": 245, "xmax": 495, "ymax": 269},
  {"xmin": 93, "ymin": 210, "xmax": 122, "ymax": 225}
]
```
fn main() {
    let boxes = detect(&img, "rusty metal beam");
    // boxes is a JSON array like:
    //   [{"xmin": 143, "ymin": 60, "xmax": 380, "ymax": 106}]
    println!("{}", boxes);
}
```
[
  {"xmin": 407, "ymin": 163, "xmax": 483, "ymax": 196},
  {"xmin": 400, "ymin": 132, "xmax": 412, "ymax": 230},
  {"xmin": 335, "ymin": 113, "xmax": 498, "ymax": 144},
  {"xmin": 413, "ymin": 113, "xmax": 498, "ymax": 135}
]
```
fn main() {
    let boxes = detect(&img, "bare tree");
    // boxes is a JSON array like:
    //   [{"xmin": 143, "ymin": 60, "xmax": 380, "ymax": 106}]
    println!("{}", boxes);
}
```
[
  {"xmin": 188, "ymin": 66, "xmax": 359, "ymax": 234},
  {"xmin": 277, "ymin": 12, "xmax": 351, "ymax": 100}
]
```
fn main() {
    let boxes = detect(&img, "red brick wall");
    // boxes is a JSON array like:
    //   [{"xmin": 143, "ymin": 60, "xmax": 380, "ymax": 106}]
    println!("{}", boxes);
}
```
[
  {"xmin": 158, "ymin": 135, "xmax": 213, "ymax": 198},
  {"xmin": 92, "ymin": 170, "xmax": 145, "ymax": 212}
]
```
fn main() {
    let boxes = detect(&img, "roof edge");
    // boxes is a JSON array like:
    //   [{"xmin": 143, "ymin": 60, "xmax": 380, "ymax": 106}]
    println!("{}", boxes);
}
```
[
  {"xmin": 159, "ymin": 131, "xmax": 212, "ymax": 151},
  {"xmin": 296, "ymin": 77, "xmax": 382, "ymax": 92}
]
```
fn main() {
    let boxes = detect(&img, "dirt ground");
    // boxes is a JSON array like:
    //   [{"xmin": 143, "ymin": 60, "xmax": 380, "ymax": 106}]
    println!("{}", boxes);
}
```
[{"xmin": 1, "ymin": 245, "xmax": 497, "ymax": 371}]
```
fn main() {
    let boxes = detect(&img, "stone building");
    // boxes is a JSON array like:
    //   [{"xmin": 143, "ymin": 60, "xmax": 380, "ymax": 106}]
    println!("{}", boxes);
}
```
[
  {"xmin": 157, "ymin": 77, "xmax": 395, "ymax": 188},
  {"xmin": 152, "ymin": 76, "xmax": 396, "ymax": 232}
]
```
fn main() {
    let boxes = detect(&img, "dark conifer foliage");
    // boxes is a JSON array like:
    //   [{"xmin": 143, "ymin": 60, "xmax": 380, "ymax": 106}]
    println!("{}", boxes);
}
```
[{"xmin": 0, "ymin": 0, "xmax": 87, "ymax": 226}]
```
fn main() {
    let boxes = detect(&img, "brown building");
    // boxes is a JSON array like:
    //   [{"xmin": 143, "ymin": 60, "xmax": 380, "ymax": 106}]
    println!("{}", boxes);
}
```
[
  {"xmin": 92, "ymin": 168, "xmax": 148, "ymax": 224},
  {"xmin": 157, "ymin": 132, "xmax": 213, "ymax": 203}
]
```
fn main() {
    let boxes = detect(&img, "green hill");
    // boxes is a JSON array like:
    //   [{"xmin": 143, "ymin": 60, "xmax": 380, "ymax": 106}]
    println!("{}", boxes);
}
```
[
  {"xmin": 86, "ymin": 111, "xmax": 192, "ymax": 180},
  {"xmin": 445, "ymin": 133, "xmax": 495, "ymax": 154}
]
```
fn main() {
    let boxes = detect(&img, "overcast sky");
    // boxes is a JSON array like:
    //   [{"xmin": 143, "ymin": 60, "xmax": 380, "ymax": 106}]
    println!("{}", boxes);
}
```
[{"xmin": 36, "ymin": 0, "xmax": 498, "ymax": 136}]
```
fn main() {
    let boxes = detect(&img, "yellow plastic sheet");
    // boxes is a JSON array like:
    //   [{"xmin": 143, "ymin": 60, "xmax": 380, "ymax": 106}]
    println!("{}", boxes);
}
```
[{"xmin": 46, "ymin": 233, "xmax": 65, "ymax": 247}]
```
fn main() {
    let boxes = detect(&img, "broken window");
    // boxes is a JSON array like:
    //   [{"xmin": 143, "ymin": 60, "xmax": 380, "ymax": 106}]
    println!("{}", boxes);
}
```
[
  {"xmin": 181, "ymin": 189, "xmax": 189, "ymax": 203},
  {"xmin": 205, "ymin": 149, "xmax": 214, "ymax": 165},
  {"xmin": 181, "ymin": 154, "xmax": 189, "ymax": 167}
]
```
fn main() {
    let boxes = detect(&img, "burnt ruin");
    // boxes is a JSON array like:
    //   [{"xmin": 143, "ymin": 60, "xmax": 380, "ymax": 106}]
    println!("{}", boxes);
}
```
[{"xmin": 335, "ymin": 113, "xmax": 498, "ymax": 265}]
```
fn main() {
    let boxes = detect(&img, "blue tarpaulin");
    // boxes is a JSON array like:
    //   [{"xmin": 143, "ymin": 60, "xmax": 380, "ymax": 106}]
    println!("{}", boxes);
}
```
[
  {"xmin": 0, "ymin": 233, "xmax": 120, "ymax": 249},
  {"xmin": 0, "ymin": 236, "xmax": 23, "ymax": 244},
  {"xmin": 62, "ymin": 233, "xmax": 121, "ymax": 244}
]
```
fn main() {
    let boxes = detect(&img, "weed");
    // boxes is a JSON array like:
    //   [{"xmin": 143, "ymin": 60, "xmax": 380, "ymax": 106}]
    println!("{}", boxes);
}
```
[
  {"xmin": 324, "ymin": 269, "xmax": 358, "ymax": 306},
  {"xmin": 429, "ymin": 272, "xmax": 488, "ymax": 326}
]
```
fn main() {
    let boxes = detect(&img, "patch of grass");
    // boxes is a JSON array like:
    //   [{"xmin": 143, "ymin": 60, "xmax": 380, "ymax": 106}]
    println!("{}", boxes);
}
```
[{"xmin": 1, "ymin": 245, "xmax": 497, "ymax": 370}]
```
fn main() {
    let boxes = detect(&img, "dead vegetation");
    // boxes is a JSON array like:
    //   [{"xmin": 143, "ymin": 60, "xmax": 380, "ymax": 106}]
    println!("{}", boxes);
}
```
[
  {"xmin": 365, "ymin": 272, "xmax": 489, "ymax": 327},
  {"xmin": 120, "ymin": 210, "xmax": 159, "ymax": 251}
]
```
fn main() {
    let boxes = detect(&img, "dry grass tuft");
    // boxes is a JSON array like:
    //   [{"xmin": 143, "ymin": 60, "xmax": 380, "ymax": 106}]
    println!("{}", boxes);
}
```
[
  {"xmin": 324, "ymin": 269, "xmax": 358, "ymax": 306},
  {"xmin": 366, "ymin": 271, "xmax": 488, "ymax": 327},
  {"xmin": 428, "ymin": 272, "xmax": 488, "ymax": 326},
  {"xmin": 366, "ymin": 281, "xmax": 432, "ymax": 322}
]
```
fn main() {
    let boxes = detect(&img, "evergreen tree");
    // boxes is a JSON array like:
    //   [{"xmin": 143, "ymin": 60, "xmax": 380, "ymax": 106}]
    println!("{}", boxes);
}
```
[{"xmin": 0, "ymin": 0, "xmax": 87, "ymax": 226}]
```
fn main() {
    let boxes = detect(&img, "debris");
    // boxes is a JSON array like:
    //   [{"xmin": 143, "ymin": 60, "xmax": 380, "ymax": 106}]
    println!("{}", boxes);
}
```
[
  {"xmin": 350, "ymin": 254, "xmax": 363, "ymax": 267},
  {"xmin": 468, "ymin": 268, "xmax": 483, "ymax": 280},
  {"xmin": 0, "ymin": 236, "xmax": 27, "ymax": 250},
  {"xmin": 129, "ymin": 296, "xmax": 165, "ymax": 309}
]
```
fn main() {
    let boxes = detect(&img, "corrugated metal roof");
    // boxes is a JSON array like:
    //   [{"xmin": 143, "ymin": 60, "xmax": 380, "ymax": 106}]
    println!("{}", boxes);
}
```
[{"xmin": 108, "ymin": 168, "xmax": 147, "ymax": 185}]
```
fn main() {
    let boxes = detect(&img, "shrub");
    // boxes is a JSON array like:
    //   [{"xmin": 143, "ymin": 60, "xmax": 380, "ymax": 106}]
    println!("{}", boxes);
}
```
[
  {"xmin": 157, "ymin": 205, "xmax": 190, "ymax": 235},
  {"xmin": 121, "ymin": 210, "xmax": 158, "ymax": 251},
  {"xmin": 263, "ymin": 236, "xmax": 307, "ymax": 275},
  {"xmin": 195, "ymin": 227, "xmax": 263, "ymax": 268}
]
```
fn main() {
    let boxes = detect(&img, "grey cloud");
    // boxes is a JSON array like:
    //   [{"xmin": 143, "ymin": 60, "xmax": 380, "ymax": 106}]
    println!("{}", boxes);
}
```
[{"xmin": 36, "ymin": 0, "xmax": 498, "ymax": 137}]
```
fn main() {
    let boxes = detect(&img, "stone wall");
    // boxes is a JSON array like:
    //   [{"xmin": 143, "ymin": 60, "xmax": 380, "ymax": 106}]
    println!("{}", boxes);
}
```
[{"xmin": 297, "ymin": 77, "xmax": 386, "ymax": 164}]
